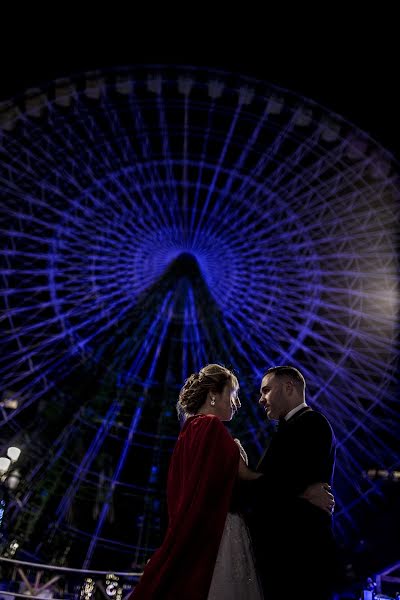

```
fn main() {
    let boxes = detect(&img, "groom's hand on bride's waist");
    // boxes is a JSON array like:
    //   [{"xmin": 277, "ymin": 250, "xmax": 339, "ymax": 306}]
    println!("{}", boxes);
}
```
[{"xmin": 300, "ymin": 482, "xmax": 335, "ymax": 515}]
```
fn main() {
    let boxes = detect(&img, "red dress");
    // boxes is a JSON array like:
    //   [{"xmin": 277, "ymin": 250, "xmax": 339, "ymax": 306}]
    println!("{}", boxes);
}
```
[{"xmin": 130, "ymin": 414, "xmax": 240, "ymax": 600}]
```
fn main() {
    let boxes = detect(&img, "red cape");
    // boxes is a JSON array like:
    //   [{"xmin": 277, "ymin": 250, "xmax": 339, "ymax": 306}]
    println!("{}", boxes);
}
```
[{"xmin": 131, "ymin": 414, "xmax": 240, "ymax": 599}]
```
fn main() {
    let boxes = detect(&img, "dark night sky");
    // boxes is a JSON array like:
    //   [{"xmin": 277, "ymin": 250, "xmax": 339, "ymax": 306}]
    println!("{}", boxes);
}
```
[{"xmin": 1, "ymin": 12, "xmax": 398, "ymax": 158}]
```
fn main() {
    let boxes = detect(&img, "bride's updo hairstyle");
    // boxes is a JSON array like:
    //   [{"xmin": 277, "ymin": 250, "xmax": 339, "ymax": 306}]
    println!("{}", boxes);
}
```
[{"xmin": 177, "ymin": 364, "xmax": 238, "ymax": 420}]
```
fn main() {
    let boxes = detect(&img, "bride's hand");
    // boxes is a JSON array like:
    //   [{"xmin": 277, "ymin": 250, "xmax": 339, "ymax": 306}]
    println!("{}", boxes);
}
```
[
  {"xmin": 233, "ymin": 438, "xmax": 248, "ymax": 465},
  {"xmin": 300, "ymin": 482, "xmax": 335, "ymax": 515},
  {"xmin": 233, "ymin": 439, "xmax": 263, "ymax": 481},
  {"xmin": 238, "ymin": 456, "xmax": 263, "ymax": 481}
]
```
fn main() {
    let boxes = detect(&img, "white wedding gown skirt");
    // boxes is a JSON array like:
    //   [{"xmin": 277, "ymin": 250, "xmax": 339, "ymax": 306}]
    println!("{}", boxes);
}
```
[{"xmin": 208, "ymin": 512, "xmax": 264, "ymax": 599}]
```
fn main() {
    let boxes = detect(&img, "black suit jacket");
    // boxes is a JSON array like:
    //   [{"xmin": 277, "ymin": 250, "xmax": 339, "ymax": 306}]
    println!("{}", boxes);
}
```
[{"xmin": 240, "ymin": 407, "xmax": 337, "ymax": 595}]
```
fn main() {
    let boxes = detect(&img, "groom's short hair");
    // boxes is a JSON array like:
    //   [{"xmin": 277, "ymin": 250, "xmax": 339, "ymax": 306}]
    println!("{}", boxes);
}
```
[{"xmin": 265, "ymin": 365, "xmax": 306, "ymax": 392}]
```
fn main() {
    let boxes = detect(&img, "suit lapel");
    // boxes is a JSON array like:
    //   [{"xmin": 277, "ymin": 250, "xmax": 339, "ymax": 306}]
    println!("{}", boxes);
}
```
[{"xmin": 257, "ymin": 406, "xmax": 312, "ymax": 470}]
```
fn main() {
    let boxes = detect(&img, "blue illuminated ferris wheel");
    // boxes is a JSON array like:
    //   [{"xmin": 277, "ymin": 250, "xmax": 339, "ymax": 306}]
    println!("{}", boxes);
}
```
[{"xmin": 0, "ymin": 65, "xmax": 398, "ymax": 568}]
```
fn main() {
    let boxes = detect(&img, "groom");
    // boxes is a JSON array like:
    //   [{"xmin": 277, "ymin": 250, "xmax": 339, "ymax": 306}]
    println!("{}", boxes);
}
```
[{"xmin": 244, "ymin": 365, "xmax": 338, "ymax": 599}]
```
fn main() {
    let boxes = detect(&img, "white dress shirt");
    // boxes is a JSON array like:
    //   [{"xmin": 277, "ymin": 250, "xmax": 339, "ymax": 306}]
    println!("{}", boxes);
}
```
[{"xmin": 284, "ymin": 402, "xmax": 308, "ymax": 421}]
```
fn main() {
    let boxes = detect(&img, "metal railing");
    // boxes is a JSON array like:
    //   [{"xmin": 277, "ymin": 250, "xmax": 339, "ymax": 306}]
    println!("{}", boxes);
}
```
[{"xmin": 0, "ymin": 557, "xmax": 142, "ymax": 600}]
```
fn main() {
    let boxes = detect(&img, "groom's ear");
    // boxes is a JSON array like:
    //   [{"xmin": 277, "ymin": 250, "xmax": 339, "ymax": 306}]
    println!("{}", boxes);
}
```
[{"xmin": 285, "ymin": 380, "xmax": 295, "ymax": 395}]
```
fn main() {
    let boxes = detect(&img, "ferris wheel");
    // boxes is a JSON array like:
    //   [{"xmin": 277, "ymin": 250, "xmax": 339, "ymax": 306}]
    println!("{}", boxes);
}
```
[{"xmin": 0, "ymin": 65, "xmax": 398, "ymax": 568}]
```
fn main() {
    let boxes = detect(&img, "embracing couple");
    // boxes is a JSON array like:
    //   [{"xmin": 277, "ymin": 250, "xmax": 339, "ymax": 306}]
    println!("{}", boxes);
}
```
[{"xmin": 131, "ymin": 364, "xmax": 338, "ymax": 599}]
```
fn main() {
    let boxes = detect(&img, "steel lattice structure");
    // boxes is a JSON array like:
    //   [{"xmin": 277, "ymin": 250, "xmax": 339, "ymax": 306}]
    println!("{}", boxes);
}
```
[{"xmin": 0, "ymin": 65, "xmax": 399, "ymax": 569}]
